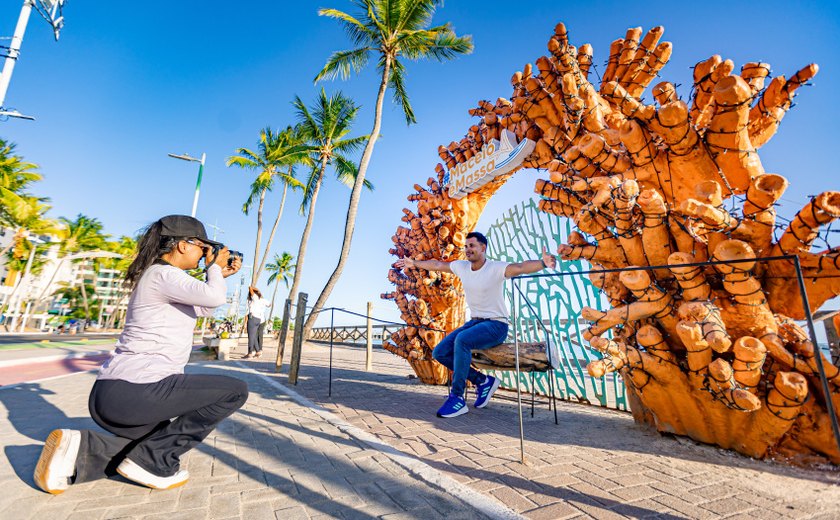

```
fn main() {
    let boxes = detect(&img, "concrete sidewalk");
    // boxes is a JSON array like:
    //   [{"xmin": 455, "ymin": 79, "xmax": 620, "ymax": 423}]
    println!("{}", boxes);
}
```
[
  {"xmin": 0, "ymin": 358, "xmax": 497, "ymax": 519},
  {"xmin": 2, "ymin": 337, "xmax": 839, "ymax": 519},
  {"xmin": 264, "ymin": 340, "xmax": 840, "ymax": 520}
]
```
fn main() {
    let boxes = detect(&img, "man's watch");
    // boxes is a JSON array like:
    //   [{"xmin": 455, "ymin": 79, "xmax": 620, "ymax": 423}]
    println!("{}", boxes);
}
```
[{"xmin": 540, "ymin": 258, "xmax": 548, "ymax": 268}]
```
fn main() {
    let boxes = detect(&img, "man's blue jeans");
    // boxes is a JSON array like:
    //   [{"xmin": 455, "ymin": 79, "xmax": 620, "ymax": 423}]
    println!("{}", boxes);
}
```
[{"xmin": 432, "ymin": 319, "xmax": 509, "ymax": 398}]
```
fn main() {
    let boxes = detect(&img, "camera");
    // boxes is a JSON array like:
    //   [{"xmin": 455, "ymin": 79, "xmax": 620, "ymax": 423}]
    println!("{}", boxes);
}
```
[{"xmin": 227, "ymin": 250, "xmax": 243, "ymax": 267}]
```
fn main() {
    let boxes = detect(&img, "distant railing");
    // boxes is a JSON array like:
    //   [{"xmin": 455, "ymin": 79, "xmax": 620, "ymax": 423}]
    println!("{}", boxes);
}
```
[{"xmin": 309, "ymin": 324, "xmax": 402, "ymax": 346}]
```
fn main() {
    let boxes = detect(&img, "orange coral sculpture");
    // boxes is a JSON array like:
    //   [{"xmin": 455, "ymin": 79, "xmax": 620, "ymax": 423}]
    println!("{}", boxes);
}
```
[{"xmin": 384, "ymin": 22, "xmax": 840, "ymax": 466}]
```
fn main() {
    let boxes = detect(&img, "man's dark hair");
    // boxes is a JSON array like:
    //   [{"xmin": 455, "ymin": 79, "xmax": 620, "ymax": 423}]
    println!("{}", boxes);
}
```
[{"xmin": 466, "ymin": 232, "xmax": 488, "ymax": 247}]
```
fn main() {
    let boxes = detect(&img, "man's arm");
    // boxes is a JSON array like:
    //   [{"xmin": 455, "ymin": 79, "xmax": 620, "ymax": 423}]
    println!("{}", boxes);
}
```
[
  {"xmin": 504, "ymin": 246, "xmax": 557, "ymax": 278},
  {"xmin": 394, "ymin": 257, "xmax": 453, "ymax": 273}
]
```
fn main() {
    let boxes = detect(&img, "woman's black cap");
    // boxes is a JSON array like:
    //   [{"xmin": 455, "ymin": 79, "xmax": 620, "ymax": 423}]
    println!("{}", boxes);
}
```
[{"xmin": 159, "ymin": 215, "xmax": 223, "ymax": 248}]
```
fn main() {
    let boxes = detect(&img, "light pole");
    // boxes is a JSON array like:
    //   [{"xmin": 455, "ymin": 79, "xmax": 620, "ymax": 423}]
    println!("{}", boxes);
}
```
[
  {"xmin": 167, "ymin": 152, "xmax": 206, "ymax": 217},
  {"xmin": 1, "ymin": 0, "xmax": 66, "ymax": 122}
]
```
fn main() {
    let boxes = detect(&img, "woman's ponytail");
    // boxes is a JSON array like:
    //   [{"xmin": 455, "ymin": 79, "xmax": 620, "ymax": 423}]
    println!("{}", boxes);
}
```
[{"xmin": 124, "ymin": 219, "xmax": 180, "ymax": 288}]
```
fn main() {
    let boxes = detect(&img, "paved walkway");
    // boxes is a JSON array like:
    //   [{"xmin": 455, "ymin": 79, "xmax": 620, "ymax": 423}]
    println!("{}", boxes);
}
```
[
  {"xmin": 1, "ymin": 337, "xmax": 839, "ymax": 519},
  {"xmin": 270, "ymin": 340, "xmax": 840, "ymax": 520},
  {"xmin": 0, "ymin": 355, "xmax": 493, "ymax": 519}
]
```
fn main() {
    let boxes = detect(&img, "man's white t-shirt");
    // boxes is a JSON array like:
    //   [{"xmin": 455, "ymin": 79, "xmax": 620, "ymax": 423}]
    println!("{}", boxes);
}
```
[
  {"xmin": 449, "ymin": 259, "xmax": 509, "ymax": 322},
  {"xmin": 248, "ymin": 297, "xmax": 270, "ymax": 321}
]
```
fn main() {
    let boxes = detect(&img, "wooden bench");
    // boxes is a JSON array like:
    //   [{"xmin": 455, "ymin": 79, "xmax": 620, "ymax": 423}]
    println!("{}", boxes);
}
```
[{"xmin": 471, "ymin": 338, "xmax": 560, "ymax": 372}]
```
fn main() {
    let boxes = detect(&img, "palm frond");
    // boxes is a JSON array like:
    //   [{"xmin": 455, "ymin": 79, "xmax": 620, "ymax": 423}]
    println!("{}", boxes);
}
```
[
  {"xmin": 388, "ymin": 58, "xmax": 416, "ymax": 124},
  {"xmin": 299, "ymin": 164, "xmax": 323, "ymax": 214},
  {"xmin": 333, "ymin": 134, "xmax": 371, "ymax": 155},
  {"xmin": 314, "ymin": 47, "xmax": 373, "ymax": 83},
  {"xmin": 317, "ymin": 8, "xmax": 376, "ymax": 48}
]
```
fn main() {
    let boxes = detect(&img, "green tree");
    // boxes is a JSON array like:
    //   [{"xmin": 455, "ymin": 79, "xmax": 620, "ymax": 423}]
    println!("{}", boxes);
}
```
[
  {"xmin": 0, "ymin": 197, "xmax": 61, "ymax": 329},
  {"xmin": 306, "ymin": 0, "xmax": 472, "ymax": 333},
  {"xmin": 100, "ymin": 235, "xmax": 136, "ymax": 329},
  {"xmin": 0, "ymin": 139, "xmax": 42, "ymax": 222},
  {"xmin": 227, "ymin": 126, "xmax": 307, "ymax": 284},
  {"xmin": 52, "ymin": 282, "xmax": 98, "ymax": 321},
  {"xmin": 58, "ymin": 214, "xmax": 109, "ymax": 321},
  {"xmin": 286, "ymin": 89, "xmax": 372, "ymax": 306},
  {"xmin": 265, "ymin": 251, "xmax": 295, "ymax": 324}
]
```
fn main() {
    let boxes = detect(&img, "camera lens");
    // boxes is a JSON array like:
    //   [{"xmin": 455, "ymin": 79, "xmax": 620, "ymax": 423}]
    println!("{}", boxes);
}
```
[{"xmin": 228, "ymin": 251, "xmax": 243, "ymax": 267}]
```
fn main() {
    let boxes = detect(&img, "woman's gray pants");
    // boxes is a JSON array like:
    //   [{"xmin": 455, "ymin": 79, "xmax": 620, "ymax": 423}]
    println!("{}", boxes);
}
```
[{"xmin": 246, "ymin": 315, "xmax": 263, "ymax": 354}]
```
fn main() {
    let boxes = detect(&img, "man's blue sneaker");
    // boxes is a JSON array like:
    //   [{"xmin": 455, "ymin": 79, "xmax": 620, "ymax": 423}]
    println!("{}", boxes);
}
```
[
  {"xmin": 436, "ymin": 393, "xmax": 468, "ymax": 418},
  {"xmin": 474, "ymin": 375, "xmax": 501, "ymax": 409}
]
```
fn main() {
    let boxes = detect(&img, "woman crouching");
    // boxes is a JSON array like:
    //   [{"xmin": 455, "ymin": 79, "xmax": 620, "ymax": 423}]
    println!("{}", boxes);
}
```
[{"xmin": 33, "ymin": 215, "xmax": 247, "ymax": 493}]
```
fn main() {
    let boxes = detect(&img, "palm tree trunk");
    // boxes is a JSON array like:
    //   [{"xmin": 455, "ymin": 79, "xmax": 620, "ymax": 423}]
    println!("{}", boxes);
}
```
[
  {"xmin": 251, "ymin": 188, "xmax": 267, "ymax": 285},
  {"xmin": 80, "ymin": 279, "xmax": 91, "ymax": 320},
  {"xmin": 255, "ymin": 178, "xmax": 289, "ymax": 283},
  {"xmin": 268, "ymin": 280, "xmax": 280, "ymax": 324},
  {"xmin": 303, "ymin": 58, "xmax": 391, "ymax": 336},
  {"xmin": 287, "ymin": 158, "xmax": 328, "ymax": 306},
  {"xmin": 106, "ymin": 292, "xmax": 127, "ymax": 329}
]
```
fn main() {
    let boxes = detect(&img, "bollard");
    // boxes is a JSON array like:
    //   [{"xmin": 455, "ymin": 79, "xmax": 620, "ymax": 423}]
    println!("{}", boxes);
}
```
[
  {"xmin": 287, "ymin": 293, "xmax": 307, "ymax": 385},
  {"xmin": 275, "ymin": 298, "xmax": 292, "ymax": 372}
]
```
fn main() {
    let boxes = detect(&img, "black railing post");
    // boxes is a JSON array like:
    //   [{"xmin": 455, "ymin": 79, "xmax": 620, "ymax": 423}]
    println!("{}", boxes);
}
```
[
  {"xmin": 512, "ymin": 277, "xmax": 526, "ymax": 463},
  {"xmin": 793, "ymin": 256, "xmax": 840, "ymax": 454},
  {"xmin": 329, "ymin": 307, "xmax": 334, "ymax": 397}
]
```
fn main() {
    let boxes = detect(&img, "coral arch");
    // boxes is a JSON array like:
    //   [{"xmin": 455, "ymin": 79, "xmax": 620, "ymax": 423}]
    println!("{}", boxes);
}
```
[{"xmin": 383, "ymin": 22, "xmax": 840, "ymax": 467}]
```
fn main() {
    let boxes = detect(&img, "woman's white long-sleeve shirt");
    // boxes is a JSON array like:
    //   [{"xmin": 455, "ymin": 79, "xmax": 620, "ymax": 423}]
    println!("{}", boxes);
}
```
[{"xmin": 97, "ymin": 263, "xmax": 227, "ymax": 384}]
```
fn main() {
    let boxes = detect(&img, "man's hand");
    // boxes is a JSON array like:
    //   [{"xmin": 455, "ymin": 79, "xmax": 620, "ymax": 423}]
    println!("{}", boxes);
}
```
[
  {"xmin": 541, "ymin": 246, "xmax": 557, "ymax": 269},
  {"xmin": 395, "ymin": 258, "xmax": 416, "ymax": 270},
  {"xmin": 505, "ymin": 245, "xmax": 559, "ymax": 277}
]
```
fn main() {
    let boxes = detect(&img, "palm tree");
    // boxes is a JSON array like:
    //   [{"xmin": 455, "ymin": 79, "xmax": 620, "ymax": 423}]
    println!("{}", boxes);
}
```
[
  {"xmin": 0, "ymin": 195, "xmax": 56, "ymax": 259},
  {"xmin": 0, "ymin": 196, "xmax": 61, "ymax": 326},
  {"xmin": 265, "ymin": 252, "xmax": 295, "ymax": 324},
  {"xmin": 305, "ymin": 1, "xmax": 473, "ymax": 334},
  {"xmin": 58, "ymin": 214, "xmax": 108, "ymax": 321},
  {"xmin": 286, "ymin": 89, "xmax": 371, "ymax": 306},
  {"xmin": 227, "ymin": 126, "xmax": 307, "ymax": 285},
  {"xmin": 100, "ymin": 235, "xmax": 136, "ymax": 329},
  {"xmin": 0, "ymin": 139, "xmax": 42, "ymax": 221}
]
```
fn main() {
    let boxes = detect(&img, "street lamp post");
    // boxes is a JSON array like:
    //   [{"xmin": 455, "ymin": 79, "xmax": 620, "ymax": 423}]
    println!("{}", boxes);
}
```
[
  {"xmin": 1, "ymin": 0, "xmax": 66, "ymax": 122},
  {"xmin": 167, "ymin": 152, "xmax": 206, "ymax": 217}
]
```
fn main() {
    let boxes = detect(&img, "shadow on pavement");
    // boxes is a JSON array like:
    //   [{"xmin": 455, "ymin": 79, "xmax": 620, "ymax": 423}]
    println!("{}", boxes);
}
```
[
  {"xmin": 0, "ymin": 381, "xmax": 100, "ymax": 490},
  {"xmin": 281, "ymin": 360, "xmax": 840, "ymax": 486},
  {"xmin": 0, "ymin": 365, "xmax": 490, "ymax": 519}
]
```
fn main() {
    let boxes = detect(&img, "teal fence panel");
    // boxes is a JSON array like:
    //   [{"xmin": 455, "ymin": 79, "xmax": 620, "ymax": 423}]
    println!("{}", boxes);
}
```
[{"xmin": 485, "ymin": 198, "xmax": 629, "ymax": 411}]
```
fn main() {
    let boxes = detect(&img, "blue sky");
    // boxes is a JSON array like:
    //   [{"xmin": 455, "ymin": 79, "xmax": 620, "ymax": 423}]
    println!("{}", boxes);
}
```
[{"xmin": 1, "ymin": 1, "xmax": 838, "ymax": 325}]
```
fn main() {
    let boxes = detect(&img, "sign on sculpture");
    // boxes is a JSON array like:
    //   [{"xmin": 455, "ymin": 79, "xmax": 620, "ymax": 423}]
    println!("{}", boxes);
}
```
[{"xmin": 443, "ymin": 129, "xmax": 536, "ymax": 199}]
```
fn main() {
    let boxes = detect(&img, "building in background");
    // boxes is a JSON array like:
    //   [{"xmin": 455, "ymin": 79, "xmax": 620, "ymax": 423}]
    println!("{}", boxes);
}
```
[{"xmin": 0, "ymin": 228, "xmax": 129, "ymax": 330}]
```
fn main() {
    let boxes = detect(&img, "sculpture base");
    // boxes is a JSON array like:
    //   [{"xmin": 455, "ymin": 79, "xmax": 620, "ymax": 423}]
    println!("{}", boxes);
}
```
[{"xmin": 409, "ymin": 358, "xmax": 449, "ymax": 385}]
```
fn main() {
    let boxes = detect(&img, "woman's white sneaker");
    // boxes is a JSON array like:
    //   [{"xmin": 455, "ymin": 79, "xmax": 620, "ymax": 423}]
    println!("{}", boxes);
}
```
[
  {"xmin": 116, "ymin": 458, "xmax": 189, "ymax": 490},
  {"xmin": 33, "ymin": 429, "xmax": 81, "ymax": 494}
]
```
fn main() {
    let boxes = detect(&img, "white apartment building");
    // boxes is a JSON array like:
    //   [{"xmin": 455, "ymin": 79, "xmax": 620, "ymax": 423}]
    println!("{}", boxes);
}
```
[{"xmin": 0, "ymin": 228, "xmax": 129, "ymax": 331}]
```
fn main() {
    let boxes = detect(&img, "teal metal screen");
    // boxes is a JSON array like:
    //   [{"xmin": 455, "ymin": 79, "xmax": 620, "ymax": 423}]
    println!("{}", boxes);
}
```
[{"xmin": 485, "ymin": 198, "xmax": 629, "ymax": 411}]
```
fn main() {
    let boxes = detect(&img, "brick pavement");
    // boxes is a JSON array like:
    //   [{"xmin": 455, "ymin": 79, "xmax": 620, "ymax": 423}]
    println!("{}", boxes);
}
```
[
  {"xmin": 0, "ymin": 358, "xmax": 495, "ymax": 520},
  {"xmin": 269, "ymin": 340, "xmax": 840, "ymax": 520}
]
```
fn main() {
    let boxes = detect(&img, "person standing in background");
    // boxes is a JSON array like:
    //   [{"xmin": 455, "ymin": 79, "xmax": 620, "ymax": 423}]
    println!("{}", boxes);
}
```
[{"xmin": 244, "ymin": 286, "xmax": 270, "ymax": 359}]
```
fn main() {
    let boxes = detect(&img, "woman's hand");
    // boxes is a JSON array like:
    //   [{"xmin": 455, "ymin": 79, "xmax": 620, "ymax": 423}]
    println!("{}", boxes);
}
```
[{"xmin": 209, "ymin": 247, "xmax": 239, "ymax": 278}]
